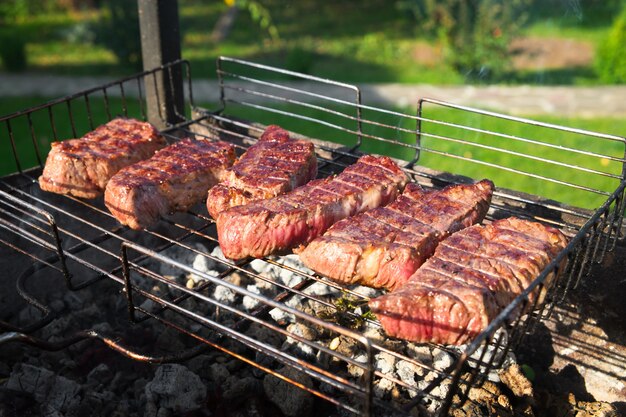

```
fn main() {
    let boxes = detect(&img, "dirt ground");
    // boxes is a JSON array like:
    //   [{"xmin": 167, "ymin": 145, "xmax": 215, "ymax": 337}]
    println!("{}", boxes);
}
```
[
  {"xmin": 509, "ymin": 37, "xmax": 595, "ymax": 70},
  {"xmin": 412, "ymin": 36, "xmax": 594, "ymax": 70}
]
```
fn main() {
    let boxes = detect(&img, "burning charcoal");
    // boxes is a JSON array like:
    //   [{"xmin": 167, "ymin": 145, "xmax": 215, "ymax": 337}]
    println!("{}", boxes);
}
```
[
  {"xmin": 209, "ymin": 363, "xmax": 230, "ymax": 386},
  {"xmin": 456, "ymin": 380, "xmax": 513, "ymax": 417},
  {"xmin": 429, "ymin": 379, "xmax": 452, "ymax": 407},
  {"xmin": 188, "ymin": 251, "xmax": 218, "ymax": 283},
  {"xmin": 154, "ymin": 327, "xmax": 186, "ymax": 354},
  {"xmin": 222, "ymin": 376, "xmax": 261, "ymax": 401},
  {"xmin": 6, "ymin": 363, "xmax": 55, "ymax": 403},
  {"xmin": 374, "ymin": 377, "xmax": 395, "ymax": 399},
  {"xmin": 42, "ymin": 375, "xmax": 82, "ymax": 415},
  {"xmin": 269, "ymin": 306, "xmax": 295, "ymax": 325},
  {"xmin": 39, "ymin": 316, "xmax": 78, "ymax": 343},
  {"xmin": 498, "ymin": 363, "xmax": 533, "ymax": 399},
  {"xmin": 157, "ymin": 243, "xmax": 210, "ymax": 277},
  {"xmin": 214, "ymin": 284, "xmax": 237, "ymax": 305},
  {"xmin": 0, "ymin": 361, "xmax": 10, "ymax": 378},
  {"xmin": 145, "ymin": 364, "xmax": 207, "ymax": 415},
  {"xmin": 18, "ymin": 304, "xmax": 43, "ymax": 328},
  {"xmin": 405, "ymin": 343, "xmax": 433, "ymax": 363},
  {"xmin": 334, "ymin": 336, "xmax": 359, "ymax": 358},
  {"xmin": 347, "ymin": 354, "xmax": 368, "ymax": 378},
  {"xmin": 431, "ymin": 348, "xmax": 454, "ymax": 372},
  {"xmin": 263, "ymin": 367, "xmax": 314, "ymax": 417},
  {"xmin": 133, "ymin": 377, "xmax": 149, "ymax": 404},
  {"xmin": 395, "ymin": 359, "xmax": 424, "ymax": 398},
  {"xmin": 49, "ymin": 298, "xmax": 65, "ymax": 313},
  {"xmin": 375, "ymin": 352, "xmax": 397, "ymax": 375},
  {"xmin": 242, "ymin": 284, "xmax": 262, "ymax": 311},
  {"xmin": 287, "ymin": 322, "xmax": 319, "ymax": 341},
  {"xmin": 210, "ymin": 245, "xmax": 227, "ymax": 263},
  {"xmin": 276, "ymin": 254, "xmax": 309, "ymax": 286},
  {"xmin": 304, "ymin": 281, "xmax": 341, "ymax": 297},
  {"xmin": 63, "ymin": 291, "xmax": 85, "ymax": 310},
  {"xmin": 6, "ymin": 364, "xmax": 81, "ymax": 415},
  {"xmin": 83, "ymin": 390, "xmax": 117, "ymax": 414},
  {"xmin": 283, "ymin": 331, "xmax": 317, "ymax": 361},
  {"xmin": 363, "ymin": 322, "xmax": 385, "ymax": 342},
  {"xmin": 252, "ymin": 352, "xmax": 277, "ymax": 379},
  {"xmin": 247, "ymin": 322, "xmax": 283, "ymax": 347},
  {"xmin": 350, "ymin": 285, "xmax": 383, "ymax": 299},
  {"xmin": 87, "ymin": 363, "xmax": 114, "ymax": 387}
]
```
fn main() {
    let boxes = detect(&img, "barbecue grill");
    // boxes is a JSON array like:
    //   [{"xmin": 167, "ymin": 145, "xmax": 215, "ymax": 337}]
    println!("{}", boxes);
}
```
[{"xmin": 1, "ymin": 6, "xmax": 625, "ymax": 416}]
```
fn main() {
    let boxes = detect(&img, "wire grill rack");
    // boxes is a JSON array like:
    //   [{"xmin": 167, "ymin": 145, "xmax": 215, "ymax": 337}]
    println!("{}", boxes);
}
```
[{"xmin": 1, "ymin": 58, "xmax": 625, "ymax": 416}]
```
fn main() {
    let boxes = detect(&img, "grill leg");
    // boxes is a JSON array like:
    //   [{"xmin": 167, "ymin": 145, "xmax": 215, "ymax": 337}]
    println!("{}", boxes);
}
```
[{"xmin": 138, "ymin": 0, "xmax": 185, "ymax": 128}]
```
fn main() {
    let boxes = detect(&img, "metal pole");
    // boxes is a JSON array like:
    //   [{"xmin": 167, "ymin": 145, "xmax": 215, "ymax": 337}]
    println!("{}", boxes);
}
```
[{"xmin": 138, "ymin": 0, "xmax": 184, "ymax": 128}]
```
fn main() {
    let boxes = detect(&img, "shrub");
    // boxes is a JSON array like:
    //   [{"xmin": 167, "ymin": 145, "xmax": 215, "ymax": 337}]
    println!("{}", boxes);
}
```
[
  {"xmin": 596, "ymin": 7, "xmax": 626, "ymax": 84},
  {"xmin": 92, "ymin": 0, "xmax": 141, "ymax": 69},
  {"xmin": 0, "ymin": 34, "xmax": 27, "ymax": 72},
  {"xmin": 397, "ymin": 0, "xmax": 530, "ymax": 82}
]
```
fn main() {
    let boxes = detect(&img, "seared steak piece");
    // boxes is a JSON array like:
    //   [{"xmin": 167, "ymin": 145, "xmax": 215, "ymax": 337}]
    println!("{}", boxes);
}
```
[
  {"xmin": 370, "ymin": 217, "xmax": 567, "ymax": 345},
  {"xmin": 298, "ymin": 180, "xmax": 494, "ymax": 291},
  {"xmin": 206, "ymin": 125, "xmax": 317, "ymax": 218},
  {"xmin": 105, "ymin": 138, "xmax": 235, "ymax": 230},
  {"xmin": 39, "ymin": 118, "xmax": 166, "ymax": 198},
  {"xmin": 217, "ymin": 155, "xmax": 409, "ymax": 260}
]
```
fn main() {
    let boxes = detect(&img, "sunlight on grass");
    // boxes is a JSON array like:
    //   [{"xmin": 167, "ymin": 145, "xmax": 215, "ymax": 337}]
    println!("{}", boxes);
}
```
[
  {"xmin": 524, "ymin": 21, "xmax": 610, "ymax": 44},
  {"xmin": 1, "ymin": 95, "xmax": 623, "ymax": 209},
  {"xmin": 28, "ymin": 42, "xmax": 117, "ymax": 67}
]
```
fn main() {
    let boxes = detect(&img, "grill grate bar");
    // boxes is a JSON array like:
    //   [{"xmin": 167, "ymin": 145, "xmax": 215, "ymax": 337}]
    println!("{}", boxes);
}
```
[
  {"xmin": 1, "ymin": 58, "xmax": 625, "ymax": 417},
  {"xmin": 126, "ymin": 267, "xmax": 369, "ymax": 392},
  {"xmin": 418, "ymin": 130, "xmax": 623, "ymax": 180}
]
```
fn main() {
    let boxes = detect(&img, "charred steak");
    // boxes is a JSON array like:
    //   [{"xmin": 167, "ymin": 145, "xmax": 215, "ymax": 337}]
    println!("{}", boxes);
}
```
[
  {"xmin": 217, "ymin": 155, "xmax": 409, "ymax": 260},
  {"xmin": 105, "ymin": 138, "xmax": 235, "ymax": 230},
  {"xmin": 206, "ymin": 125, "xmax": 317, "ymax": 218},
  {"xmin": 369, "ymin": 217, "xmax": 567, "ymax": 345},
  {"xmin": 298, "ymin": 180, "xmax": 494, "ymax": 291},
  {"xmin": 39, "ymin": 117, "xmax": 166, "ymax": 198}
]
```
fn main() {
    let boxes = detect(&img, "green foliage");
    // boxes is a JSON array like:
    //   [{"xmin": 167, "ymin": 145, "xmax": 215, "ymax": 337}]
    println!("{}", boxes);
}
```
[
  {"xmin": 285, "ymin": 47, "xmax": 314, "ymax": 75},
  {"xmin": 397, "ymin": 0, "xmax": 530, "ymax": 81},
  {"xmin": 316, "ymin": 293, "xmax": 375, "ymax": 330},
  {"xmin": 0, "ymin": 0, "xmax": 71, "ymax": 22},
  {"xmin": 234, "ymin": 0, "xmax": 279, "ymax": 41},
  {"xmin": 525, "ymin": 0, "xmax": 625, "ymax": 26},
  {"xmin": 92, "ymin": 0, "xmax": 141, "ymax": 69},
  {"xmin": 0, "ymin": 0, "xmax": 30, "ymax": 22},
  {"xmin": 0, "ymin": 32, "xmax": 27, "ymax": 72},
  {"xmin": 596, "ymin": 7, "xmax": 626, "ymax": 83}
]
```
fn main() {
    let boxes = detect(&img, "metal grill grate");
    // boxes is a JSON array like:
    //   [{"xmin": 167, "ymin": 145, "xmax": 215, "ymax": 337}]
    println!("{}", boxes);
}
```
[{"xmin": 0, "ymin": 58, "xmax": 625, "ymax": 416}]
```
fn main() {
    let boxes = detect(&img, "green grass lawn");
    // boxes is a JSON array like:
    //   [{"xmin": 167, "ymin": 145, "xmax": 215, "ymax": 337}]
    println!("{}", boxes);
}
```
[
  {"xmin": 2, "ymin": 96, "xmax": 624, "ymax": 210},
  {"xmin": 1, "ymin": 1, "xmax": 619, "ymax": 85}
]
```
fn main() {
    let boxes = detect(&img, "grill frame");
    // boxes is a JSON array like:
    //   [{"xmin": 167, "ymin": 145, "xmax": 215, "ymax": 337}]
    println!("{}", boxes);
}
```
[{"xmin": 0, "ymin": 58, "xmax": 625, "ymax": 416}]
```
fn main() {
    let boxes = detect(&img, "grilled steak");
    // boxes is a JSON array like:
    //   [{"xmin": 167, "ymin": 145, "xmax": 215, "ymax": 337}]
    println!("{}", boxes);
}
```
[
  {"xmin": 39, "ymin": 118, "xmax": 166, "ymax": 198},
  {"xmin": 370, "ymin": 217, "xmax": 567, "ymax": 345},
  {"xmin": 206, "ymin": 125, "xmax": 317, "ymax": 218},
  {"xmin": 298, "ymin": 180, "xmax": 494, "ymax": 291},
  {"xmin": 217, "ymin": 155, "xmax": 409, "ymax": 260},
  {"xmin": 105, "ymin": 138, "xmax": 235, "ymax": 230}
]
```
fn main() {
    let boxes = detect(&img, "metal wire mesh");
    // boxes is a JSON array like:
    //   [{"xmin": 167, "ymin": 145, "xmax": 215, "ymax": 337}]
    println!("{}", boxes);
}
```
[{"xmin": 0, "ymin": 58, "xmax": 625, "ymax": 416}]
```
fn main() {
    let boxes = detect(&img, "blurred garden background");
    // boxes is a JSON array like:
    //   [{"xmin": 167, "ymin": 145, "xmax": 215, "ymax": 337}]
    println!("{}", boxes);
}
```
[
  {"xmin": 1, "ymin": 0, "xmax": 626, "ymax": 207},
  {"xmin": 2, "ymin": 0, "xmax": 626, "ymax": 83}
]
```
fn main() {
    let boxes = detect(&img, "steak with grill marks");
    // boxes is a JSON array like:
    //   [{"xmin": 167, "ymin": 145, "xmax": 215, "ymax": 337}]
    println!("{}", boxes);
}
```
[
  {"xmin": 216, "ymin": 155, "xmax": 408, "ymax": 260},
  {"xmin": 298, "ymin": 180, "xmax": 494, "ymax": 291},
  {"xmin": 39, "ymin": 118, "xmax": 166, "ymax": 198},
  {"xmin": 105, "ymin": 138, "xmax": 235, "ymax": 230},
  {"xmin": 206, "ymin": 125, "xmax": 317, "ymax": 218},
  {"xmin": 369, "ymin": 217, "xmax": 567, "ymax": 345}
]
